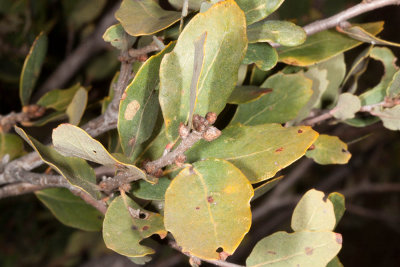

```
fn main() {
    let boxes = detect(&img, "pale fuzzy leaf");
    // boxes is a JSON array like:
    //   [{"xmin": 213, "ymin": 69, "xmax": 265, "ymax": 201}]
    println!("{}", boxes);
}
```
[
  {"xmin": 246, "ymin": 231, "xmax": 342, "ymax": 267},
  {"xmin": 373, "ymin": 105, "xmax": 400, "ymax": 131},
  {"xmin": 164, "ymin": 159, "xmax": 253, "ymax": 260},
  {"xmin": 291, "ymin": 189, "xmax": 336, "ymax": 231},
  {"xmin": 387, "ymin": 69, "xmax": 400, "ymax": 98},
  {"xmin": 332, "ymin": 93, "xmax": 361, "ymax": 120},
  {"xmin": 116, "ymin": 0, "xmax": 181, "ymax": 36},
  {"xmin": 278, "ymin": 22, "xmax": 383, "ymax": 66},
  {"xmin": 102, "ymin": 23, "xmax": 136, "ymax": 50},
  {"xmin": 306, "ymin": 134, "xmax": 351, "ymax": 165},
  {"xmin": 231, "ymin": 72, "xmax": 313, "ymax": 125},
  {"xmin": 248, "ymin": 20, "xmax": 306, "ymax": 47},
  {"xmin": 159, "ymin": 0, "xmax": 247, "ymax": 141},
  {"xmin": 66, "ymin": 87, "xmax": 88, "ymax": 125},
  {"xmin": 103, "ymin": 195, "xmax": 167, "ymax": 257},
  {"xmin": 187, "ymin": 124, "xmax": 319, "ymax": 183}
]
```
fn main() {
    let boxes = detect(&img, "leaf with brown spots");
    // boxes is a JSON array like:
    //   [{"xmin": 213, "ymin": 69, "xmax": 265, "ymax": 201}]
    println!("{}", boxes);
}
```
[
  {"xmin": 246, "ymin": 231, "xmax": 342, "ymax": 267},
  {"xmin": 187, "ymin": 123, "xmax": 318, "ymax": 183},
  {"xmin": 306, "ymin": 135, "xmax": 351, "ymax": 165},
  {"xmin": 164, "ymin": 159, "xmax": 253, "ymax": 260},
  {"xmin": 118, "ymin": 42, "xmax": 174, "ymax": 160},
  {"xmin": 103, "ymin": 195, "xmax": 167, "ymax": 258}
]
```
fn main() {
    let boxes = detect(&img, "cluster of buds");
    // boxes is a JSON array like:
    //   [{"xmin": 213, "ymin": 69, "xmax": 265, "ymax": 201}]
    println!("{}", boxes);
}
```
[
  {"xmin": 22, "ymin": 105, "xmax": 46, "ymax": 119},
  {"xmin": 180, "ymin": 112, "xmax": 221, "ymax": 142}
]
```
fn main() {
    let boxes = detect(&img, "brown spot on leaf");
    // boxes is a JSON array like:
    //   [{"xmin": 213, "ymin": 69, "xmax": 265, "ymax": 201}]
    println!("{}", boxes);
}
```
[
  {"xmin": 207, "ymin": 196, "xmax": 214, "ymax": 203},
  {"xmin": 308, "ymin": 144, "xmax": 315, "ymax": 151},
  {"xmin": 131, "ymin": 225, "xmax": 138, "ymax": 231},
  {"xmin": 275, "ymin": 147, "xmax": 284, "ymax": 152},
  {"xmin": 195, "ymin": 206, "xmax": 200, "ymax": 210},
  {"xmin": 124, "ymin": 100, "xmax": 140, "ymax": 120},
  {"xmin": 298, "ymin": 129, "xmax": 303, "ymax": 133},
  {"xmin": 142, "ymin": 225, "xmax": 149, "ymax": 231},
  {"xmin": 267, "ymin": 251, "xmax": 276, "ymax": 255},
  {"xmin": 341, "ymin": 148, "xmax": 347, "ymax": 153},
  {"xmin": 305, "ymin": 247, "xmax": 313, "ymax": 255},
  {"xmin": 92, "ymin": 150, "xmax": 97, "ymax": 154},
  {"xmin": 336, "ymin": 233, "xmax": 343, "ymax": 244}
]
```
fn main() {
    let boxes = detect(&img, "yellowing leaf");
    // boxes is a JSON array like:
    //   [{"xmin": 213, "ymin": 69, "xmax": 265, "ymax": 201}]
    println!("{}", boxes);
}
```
[
  {"xmin": 37, "ymin": 83, "xmax": 81, "ymax": 111},
  {"xmin": 118, "ymin": 42, "xmax": 175, "ymax": 160},
  {"xmin": 246, "ymin": 231, "xmax": 342, "ymax": 267},
  {"xmin": 164, "ymin": 159, "xmax": 253, "ymax": 260},
  {"xmin": 332, "ymin": 93, "xmax": 361, "ymax": 120},
  {"xmin": 66, "ymin": 87, "xmax": 88, "ymax": 125},
  {"xmin": 306, "ymin": 134, "xmax": 351, "ymax": 165},
  {"xmin": 52, "ymin": 124, "xmax": 151, "ymax": 183},
  {"xmin": 231, "ymin": 72, "xmax": 313, "ymax": 125},
  {"xmin": 372, "ymin": 105, "xmax": 400, "ymax": 131},
  {"xmin": 116, "ymin": 0, "xmax": 181, "ymax": 36},
  {"xmin": 159, "ymin": 0, "xmax": 247, "ymax": 141},
  {"xmin": 291, "ymin": 189, "xmax": 336, "ymax": 231},
  {"xmin": 36, "ymin": 188, "xmax": 103, "ymax": 231},
  {"xmin": 248, "ymin": 20, "xmax": 306, "ymax": 47},
  {"xmin": 278, "ymin": 22, "xmax": 383, "ymax": 66},
  {"xmin": 243, "ymin": 43, "xmax": 278, "ymax": 71},
  {"xmin": 19, "ymin": 32, "xmax": 48, "ymax": 106},
  {"xmin": 15, "ymin": 127, "xmax": 101, "ymax": 199},
  {"xmin": 187, "ymin": 124, "xmax": 318, "ymax": 183},
  {"xmin": 103, "ymin": 195, "xmax": 167, "ymax": 257}
]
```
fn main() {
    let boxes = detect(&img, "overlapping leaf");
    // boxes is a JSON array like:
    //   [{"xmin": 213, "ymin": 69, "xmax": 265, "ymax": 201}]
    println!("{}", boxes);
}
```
[
  {"xmin": 278, "ymin": 22, "xmax": 383, "ymax": 66},
  {"xmin": 159, "ymin": 0, "xmax": 247, "ymax": 141},
  {"xmin": 132, "ymin": 177, "xmax": 171, "ymax": 201},
  {"xmin": 328, "ymin": 192, "xmax": 345, "ymax": 228},
  {"xmin": 231, "ymin": 72, "xmax": 313, "ymax": 125},
  {"xmin": 37, "ymin": 83, "xmax": 81, "ymax": 111},
  {"xmin": 36, "ymin": 188, "xmax": 103, "ymax": 231},
  {"xmin": 187, "ymin": 123, "xmax": 318, "ymax": 183},
  {"xmin": 236, "ymin": 0, "xmax": 285, "ymax": 25},
  {"xmin": 0, "ymin": 133, "xmax": 25, "ymax": 160},
  {"xmin": 103, "ymin": 23, "xmax": 136, "ymax": 50},
  {"xmin": 372, "ymin": 105, "xmax": 400, "ymax": 130},
  {"xmin": 118, "ymin": 42, "xmax": 175, "ymax": 159},
  {"xmin": 306, "ymin": 135, "xmax": 351, "ymax": 165},
  {"xmin": 332, "ymin": 93, "xmax": 361, "ymax": 120},
  {"xmin": 164, "ymin": 159, "xmax": 253, "ymax": 259},
  {"xmin": 243, "ymin": 43, "xmax": 278, "ymax": 71},
  {"xmin": 228, "ymin": 86, "xmax": 272, "ymax": 104},
  {"xmin": 116, "ymin": 0, "xmax": 181, "ymax": 36},
  {"xmin": 253, "ymin": 176, "xmax": 283, "ymax": 201},
  {"xmin": 103, "ymin": 195, "xmax": 167, "ymax": 257},
  {"xmin": 19, "ymin": 32, "xmax": 48, "ymax": 106},
  {"xmin": 15, "ymin": 127, "xmax": 101, "ymax": 199},
  {"xmin": 66, "ymin": 87, "xmax": 87, "ymax": 125}
]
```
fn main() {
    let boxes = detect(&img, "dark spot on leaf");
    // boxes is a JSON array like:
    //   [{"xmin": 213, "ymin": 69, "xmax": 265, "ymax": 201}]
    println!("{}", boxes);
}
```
[
  {"xmin": 131, "ymin": 225, "xmax": 138, "ymax": 231},
  {"xmin": 267, "ymin": 251, "xmax": 276, "ymax": 255},
  {"xmin": 308, "ymin": 144, "xmax": 315, "ymax": 151},
  {"xmin": 97, "ymin": 216, "xmax": 103, "ymax": 220},
  {"xmin": 142, "ymin": 225, "xmax": 149, "ymax": 231},
  {"xmin": 341, "ymin": 148, "xmax": 347, "ymax": 153},
  {"xmin": 139, "ymin": 212, "xmax": 148, "ymax": 219},
  {"xmin": 216, "ymin": 247, "xmax": 223, "ymax": 253},
  {"xmin": 93, "ymin": 150, "xmax": 97, "ymax": 154},
  {"xmin": 305, "ymin": 247, "xmax": 313, "ymax": 255},
  {"xmin": 207, "ymin": 196, "xmax": 214, "ymax": 203},
  {"xmin": 298, "ymin": 129, "xmax": 303, "ymax": 133},
  {"xmin": 195, "ymin": 206, "xmax": 200, "ymax": 210},
  {"xmin": 113, "ymin": 39, "xmax": 119, "ymax": 41},
  {"xmin": 336, "ymin": 233, "xmax": 343, "ymax": 244},
  {"xmin": 275, "ymin": 147, "xmax": 284, "ymax": 152}
]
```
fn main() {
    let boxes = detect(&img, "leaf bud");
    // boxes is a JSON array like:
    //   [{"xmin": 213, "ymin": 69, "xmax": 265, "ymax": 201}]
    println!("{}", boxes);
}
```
[
  {"xmin": 202, "ymin": 126, "xmax": 221, "ymax": 142},
  {"xmin": 178, "ymin": 123, "xmax": 190, "ymax": 138},
  {"xmin": 205, "ymin": 112, "xmax": 217, "ymax": 125}
]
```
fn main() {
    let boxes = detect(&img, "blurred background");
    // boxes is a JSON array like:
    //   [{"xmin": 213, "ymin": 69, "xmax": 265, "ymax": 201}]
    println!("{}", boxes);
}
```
[{"xmin": 0, "ymin": 0, "xmax": 399, "ymax": 266}]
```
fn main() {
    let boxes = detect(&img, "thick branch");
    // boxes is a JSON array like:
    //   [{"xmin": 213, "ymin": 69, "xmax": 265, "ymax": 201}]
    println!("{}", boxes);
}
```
[{"xmin": 303, "ymin": 0, "xmax": 400, "ymax": 36}]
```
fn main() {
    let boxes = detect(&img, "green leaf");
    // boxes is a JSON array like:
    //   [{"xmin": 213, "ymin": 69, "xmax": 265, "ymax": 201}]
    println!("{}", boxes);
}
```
[
  {"xmin": 236, "ymin": 0, "xmax": 285, "ymax": 25},
  {"xmin": 228, "ymin": 86, "xmax": 272, "ymax": 104},
  {"xmin": 164, "ymin": 159, "xmax": 253, "ymax": 260},
  {"xmin": 36, "ymin": 188, "xmax": 103, "ymax": 231},
  {"xmin": 243, "ymin": 43, "xmax": 278, "ymax": 71},
  {"xmin": 118, "ymin": 42, "xmax": 175, "ymax": 159},
  {"xmin": 19, "ymin": 32, "xmax": 48, "ymax": 106},
  {"xmin": 187, "ymin": 124, "xmax": 318, "ymax": 183},
  {"xmin": 328, "ymin": 192, "xmax": 345, "ymax": 228},
  {"xmin": 168, "ymin": 0, "xmax": 203, "ymax": 10},
  {"xmin": 252, "ymin": 175, "xmax": 283, "ymax": 201},
  {"xmin": 103, "ymin": 195, "xmax": 167, "ymax": 257},
  {"xmin": 359, "ymin": 47, "xmax": 399, "ymax": 105},
  {"xmin": 116, "ymin": 0, "xmax": 181, "ymax": 36},
  {"xmin": 37, "ymin": 83, "xmax": 82, "ymax": 111},
  {"xmin": 343, "ymin": 46, "xmax": 373, "ymax": 93},
  {"xmin": 159, "ymin": 0, "xmax": 247, "ymax": 141},
  {"xmin": 306, "ymin": 134, "xmax": 351, "ymax": 165},
  {"xmin": 15, "ymin": 127, "xmax": 101, "ymax": 199},
  {"xmin": 387, "ymin": 69, "xmax": 400, "ymax": 98},
  {"xmin": 291, "ymin": 189, "xmax": 336, "ymax": 231},
  {"xmin": 0, "ymin": 133, "xmax": 25, "ymax": 160},
  {"xmin": 372, "ymin": 105, "xmax": 400, "ymax": 131},
  {"xmin": 278, "ymin": 21, "xmax": 383, "ymax": 66},
  {"xmin": 102, "ymin": 23, "xmax": 136, "ymax": 50},
  {"xmin": 248, "ymin": 20, "xmax": 306, "ymax": 47},
  {"xmin": 66, "ymin": 87, "xmax": 88, "ymax": 125},
  {"xmin": 231, "ymin": 72, "xmax": 313, "ymax": 125},
  {"xmin": 131, "ymin": 177, "xmax": 171, "ymax": 201},
  {"xmin": 246, "ymin": 231, "xmax": 342, "ymax": 267},
  {"xmin": 332, "ymin": 93, "xmax": 361, "ymax": 120},
  {"xmin": 52, "ymin": 124, "xmax": 151, "ymax": 183},
  {"xmin": 249, "ymin": 65, "xmax": 270, "ymax": 85},
  {"xmin": 327, "ymin": 256, "xmax": 344, "ymax": 267},
  {"xmin": 338, "ymin": 24, "xmax": 400, "ymax": 47},
  {"xmin": 62, "ymin": 0, "xmax": 107, "ymax": 29}
]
